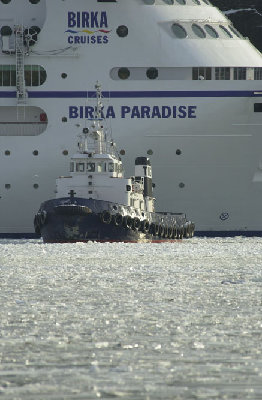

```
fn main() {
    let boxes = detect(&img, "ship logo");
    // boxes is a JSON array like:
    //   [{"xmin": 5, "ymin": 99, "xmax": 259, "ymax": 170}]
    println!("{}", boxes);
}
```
[{"xmin": 66, "ymin": 11, "xmax": 111, "ymax": 45}]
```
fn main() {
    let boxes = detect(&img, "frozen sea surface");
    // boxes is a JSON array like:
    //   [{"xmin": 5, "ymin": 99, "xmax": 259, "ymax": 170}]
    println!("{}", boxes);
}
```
[{"xmin": 0, "ymin": 237, "xmax": 262, "ymax": 399}]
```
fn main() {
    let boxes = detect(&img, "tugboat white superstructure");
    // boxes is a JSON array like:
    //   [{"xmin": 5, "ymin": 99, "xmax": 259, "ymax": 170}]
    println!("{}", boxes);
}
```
[
  {"xmin": 35, "ymin": 83, "xmax": 194, "ymax": 242},
  {"xmin": 1, "ymin": 0, "xmax": 262, "ymax": 236}
]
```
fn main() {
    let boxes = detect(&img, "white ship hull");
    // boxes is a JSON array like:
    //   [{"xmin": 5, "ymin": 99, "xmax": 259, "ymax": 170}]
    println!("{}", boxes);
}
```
[{"xmin": 1, "ymin": 0, "xmax": 262, "ymax": 236}]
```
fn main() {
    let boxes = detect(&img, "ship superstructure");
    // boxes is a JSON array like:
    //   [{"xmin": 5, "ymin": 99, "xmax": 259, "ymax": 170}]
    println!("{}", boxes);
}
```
[{"xmin": 1, "ymin": 0, "xmax": 262, "ymax": 236}]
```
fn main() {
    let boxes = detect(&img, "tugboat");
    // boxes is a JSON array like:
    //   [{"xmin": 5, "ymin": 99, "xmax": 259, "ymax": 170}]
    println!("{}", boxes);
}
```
[{"xmin": 34, "ymin": 83, "xmax": 194, "ymax": 243}]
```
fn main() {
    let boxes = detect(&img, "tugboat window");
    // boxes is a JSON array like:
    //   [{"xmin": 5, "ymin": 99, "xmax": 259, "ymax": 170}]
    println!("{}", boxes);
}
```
[
  {"xmin": 76, "ymin": 163, "xmax": 85, "ymax": 172},
  {"xmin": 109, "ymin": 162, "xmax": 114, "ymax": 172},
  {"xmin": 172, "ymin": 23, "xmax": 187, "ymax": 39},
  {"xmin": 70, "ymin": 162, "xmax": 74, "ymax": 172},
  {"xmin": 176, "ymin": 0, "xmax": 186, "ymax": 4},
  {"xmin": 192, "ymin": 0, "xmax": 200, "ymax": 4},
  {"xmin": 86, "ymin": 162, "xmax": 95, "ymax": 172}
]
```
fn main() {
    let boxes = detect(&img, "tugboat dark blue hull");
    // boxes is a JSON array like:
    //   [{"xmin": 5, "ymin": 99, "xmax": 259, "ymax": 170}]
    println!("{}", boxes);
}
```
[{"xmin": 35, "ymin": 198, "xmax": 194, "ymax": 243}]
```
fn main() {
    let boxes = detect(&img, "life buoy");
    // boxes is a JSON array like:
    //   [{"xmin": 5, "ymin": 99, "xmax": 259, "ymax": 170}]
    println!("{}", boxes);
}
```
[
  {"xmin": 113, "ymin": 213, "xmax": 123, "ymax": 227},
  {"xmin": 123, "ymin": 215, "xmax": 132, "ymax": 229},
  {"xmin": 141, "ymin": 219, "xmax": 150, "ymax": 233},
  {"xmin": 101, "ymin": 210, "xmax": 112, "ymax": 224},
  {"xmin": 132, "ymin": 217, "xmax": 141, "ymax": 231}
]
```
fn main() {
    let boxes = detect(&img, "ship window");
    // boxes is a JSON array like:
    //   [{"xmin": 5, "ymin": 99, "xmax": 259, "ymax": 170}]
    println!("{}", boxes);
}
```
[
  {"xmin": 61, "ymin": 73, "xmax": 67, "ymax": 79},
  {"xmin": 172, "ymin": 23, "xmax": 187, "ymax": 39},
  {"xmin": 192, "ymin": 67, "xmax": 211, "ymax": 80},
  {"xmin": 204, "ymin": 24, "xmax": 218, "ymax": 38},
  {"xmin": 234, "ymin": 67, "xmax": 246, "ymax": 80},
  {"xmin": 70, "ymin": 162, "xmax": 74, "ymax": 172},
  {"xmin": 86, "ymin": 162, "xmax": 95, "ymax": 172},
  {"xmin": 5, "ymin": 150, "xmax": 10, "ymax": 155},
  {"xmin": 25, "ymin": 65, "xmax": 47, "ymax": 86},
  {"xmin": 118, "ymin": 68, "xmax": 130, "ymax": 80},
  {"xmin": 33, "ymin": 184, "xmax": 39, "ymax": 189},
  {"xmin": 163, "ymin": 0, "xmax": 174, "ymax": 4},
  {"xmin": 29, "ymin": 0, "xmax": 41, "ymax": 3},
  {"xmin": 63, "ymin": 150, "xmax": 68, "ymax": 156},
  {"xmin": 76, "ymin": 163, "xmax": 85, "ymax": 172},
  {"xmin": 108, "ymin": 162, "xmax": 114, "ymax": 172},
  {"xmin": 97, "ymin": 162, "xmax": 105, "ymax": 172},
  {"xmin": 32, "ymin": 150, "xmax": 39, "ymax": 156},
  {"xmin": 254, "ymin": 104, "xmax": 262, "ymax": 113},
  {"xmin": 146, "ymin": 67, "xmax": 158, "ymax": 80},
  {"xmin": 192, "ymin": 24, "xmax": 206, "ymax": 38},
  {"xmin": 5, "ymin": 184, "xmax": 11, "ymax": 189},
  {"xmin": 191, "ymin": 0, "xmax": 200, "ymax": 4},
  {"xmin": 116, "ymin": 25, "xmax": 128, "ymax": 38},
  {"xmin": 176, "ymin": 0, "xmax": 186, "ymax": 4},
  {"xmin": 176, "ymin": 149, "xmax": 182, "ymax": 155},
  {"xmin": 254, "ymin": 68, "xmax": 262, "ymax": 80},
  {"xmin": 215, "ymin": 67, "xmax": 230, "ymax": 80},
  {"xmin": 0, "ymin": 65, "xmax": 46, "ymax": 86},
  {"xmin": 219, "ymin": 25, "xmax": 233, "ymax": 38},
  {"xmin": 229, "ymin": 26, "xmax": 241, "ymax": 38}
]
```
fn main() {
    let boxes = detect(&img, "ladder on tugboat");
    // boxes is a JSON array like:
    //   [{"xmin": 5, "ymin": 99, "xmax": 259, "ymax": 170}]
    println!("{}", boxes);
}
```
[{"xmin": 15, "ymin": 25, "xmax": 27, "ymax": 120}]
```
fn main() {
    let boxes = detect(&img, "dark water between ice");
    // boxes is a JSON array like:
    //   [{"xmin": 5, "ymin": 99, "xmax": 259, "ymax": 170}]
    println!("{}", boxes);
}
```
[{"xmin": 0, "ymin": 238, "xmax": 262, "ymax": 399}]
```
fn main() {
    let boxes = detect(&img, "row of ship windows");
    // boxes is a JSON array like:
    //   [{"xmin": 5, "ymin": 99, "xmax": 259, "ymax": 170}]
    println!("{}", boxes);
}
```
[
  {"xmin": 0, "ymin": 65, "xmax": 46, "ymax": 86},
  {"xmin": 1, "ymin": 66, "xmax": 262, "ymax": 86},
  {"xmin": 143, "ymin": 0, "xmax": 210, "ymax": 4},
  {"xmin": 172, "ymin": 23, "xmax": 241, "ymax": 39},
  {"xmin": 0, "ymin": 0, "xmax": 40, "ymax": 4},
  {"xmin": 114, "ymin": 67, "xmax": 262, "ymax": 81},
  {"xmin": 70, "ymin": 161, "xmax": 123, "ymax": 174}
]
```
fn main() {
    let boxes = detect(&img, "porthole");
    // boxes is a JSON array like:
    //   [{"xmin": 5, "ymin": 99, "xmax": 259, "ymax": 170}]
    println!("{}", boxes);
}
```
[
  {"xmin": 32, "ymin": 150, "xmax": 39, "ymax": 156},
  {"xmin": 5, "ymin": 150, "xmax": 10, "ymax": 156},
  {"xmin": 147, "ymin": 149, "xmax": 153, "ymax": 155},
  {"xmin": 172, "ymin": 23, "xmax": 187, "ymax": 39},
  {"xmin": 179, "ymin": 182, "xmax": 185, "ymax": 188},
  {"xmin": 5, "ymin": 184, "xmax": 11, "ymax": 189},
  {"xmin": 204, "ymin": 24, "xmax": 218, "ymax": 38},
  {"xmin": 176, "ymin": 0, "xmax": 186, "ymax": 4},
  {"xmin": 146, "ymin": 67, "xmax": 158, "ymax": 80},
  {"xmin": 62, "ymin": 117, "xmax": 67, "ymax": 122},
  {"xmin": 116, "ymin": 25, "xmax": 128, "ymax": 38},
  {"xmin": 61, "ymin": 73, "xmax": 67, "ymax": 79},
  {"xmin": 33, "ymin": 183, "xmax": 39, "ymax": 189},
  {"xmin": 192, "ymin": 24, "xmax": 206, "ymax": 38},
  {"xmin": 29, "ymin": 0, "xmax": 40, "ymax": 4},
  {"xmin": 0, "ymin": 0, "xmax": 11, "ymax": 4},
  {"xmin": 176, "ymin": 149, "xmax": 182, "ymax": 155},
  {"xmin": 219, "ymin": 25, "xmax": 233, "ymax": 38},
  {"xmin": 120, "ymin": 149, "xmax": 125, "ymax": 155},
  {"xmin": 0, "ymin": 26, "xmax": 12, "ymax": 36},
  {"xmin": 118, "ymin": 68, "xmax": 130, "ymax": 80},
  {"xmin": 62, "ymin": 150, "xmax": 68, "ymax": 156}
]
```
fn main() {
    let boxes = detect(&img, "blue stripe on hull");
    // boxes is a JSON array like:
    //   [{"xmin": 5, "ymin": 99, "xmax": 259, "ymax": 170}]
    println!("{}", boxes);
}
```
[{"xmin": 0, "ymin": 90, "xmax": 262, "ymax": 99}]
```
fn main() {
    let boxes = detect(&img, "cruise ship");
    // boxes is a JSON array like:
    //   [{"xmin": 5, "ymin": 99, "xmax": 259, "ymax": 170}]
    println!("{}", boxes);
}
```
[{"xmin": 1, "ymin": 0, "xmax": 262, "ymax": 237}]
